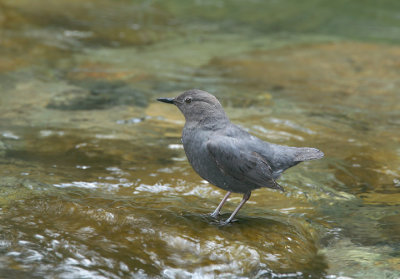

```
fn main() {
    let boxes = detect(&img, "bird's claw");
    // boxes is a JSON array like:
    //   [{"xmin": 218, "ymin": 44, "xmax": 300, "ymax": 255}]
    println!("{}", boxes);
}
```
[
  {"xmin": 219, "ymin": 219, "xmax": 233, "ymax": 226},
  {"xmin": 209, "ymin": 212, "xmax": 219, "ymax": 219}
]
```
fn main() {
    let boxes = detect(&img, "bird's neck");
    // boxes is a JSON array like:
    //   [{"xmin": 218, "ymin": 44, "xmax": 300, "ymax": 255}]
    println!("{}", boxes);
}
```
[{"xmin": 185, "ymin": 114, "xmax": 230, "ymax": 131}]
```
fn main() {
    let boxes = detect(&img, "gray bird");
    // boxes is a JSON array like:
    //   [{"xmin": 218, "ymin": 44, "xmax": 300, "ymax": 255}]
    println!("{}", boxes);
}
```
[{"xmin": 157, "ymin": 89, "xmax": 323, "ymax": 224}]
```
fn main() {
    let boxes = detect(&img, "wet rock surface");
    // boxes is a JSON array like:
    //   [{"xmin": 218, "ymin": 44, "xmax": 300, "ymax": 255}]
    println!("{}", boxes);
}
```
[{"xmin": 1, "ymin": 0, "xmax": 400, "ymax": 278}]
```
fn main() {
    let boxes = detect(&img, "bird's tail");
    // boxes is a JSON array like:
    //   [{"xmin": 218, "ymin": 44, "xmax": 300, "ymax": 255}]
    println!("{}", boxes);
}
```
[
  {"xmin": 293, "ymin": 147, "xmax": 324, "ymax": 162},
  {"xmin": 274, "ymin": 181, "xmax": 285, "ymax": 192}
]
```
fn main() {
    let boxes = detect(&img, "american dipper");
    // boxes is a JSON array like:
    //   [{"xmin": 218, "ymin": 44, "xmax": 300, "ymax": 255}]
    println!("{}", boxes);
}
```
[{"xmin": 157, "ymin": 89, "xmax": 323, "ymax": 224}]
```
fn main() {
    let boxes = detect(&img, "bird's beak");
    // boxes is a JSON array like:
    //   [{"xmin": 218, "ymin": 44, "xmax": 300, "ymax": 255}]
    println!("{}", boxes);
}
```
[{"xmin": 157, "ymin": 97, "xmax": 175, "ymax": 104}]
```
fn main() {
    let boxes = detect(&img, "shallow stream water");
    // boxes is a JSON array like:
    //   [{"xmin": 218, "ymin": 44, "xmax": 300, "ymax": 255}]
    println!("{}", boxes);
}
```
[{"xmin": 1, "ymin": 1, "xmax": 400, "ymax": 278}]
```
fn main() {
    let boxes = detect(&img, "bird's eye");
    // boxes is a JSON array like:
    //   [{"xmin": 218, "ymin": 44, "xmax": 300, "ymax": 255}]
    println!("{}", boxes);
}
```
[{"xmin": 184, "ymin": 97, "xmax": 192, "ymax": 104}]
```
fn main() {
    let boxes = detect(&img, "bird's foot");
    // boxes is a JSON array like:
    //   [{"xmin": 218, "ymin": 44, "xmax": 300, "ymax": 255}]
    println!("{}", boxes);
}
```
[
  {"xmin": 219, "ymin": 219, "xmax": 235, "ymax": 226},
  {"xmin": 209, "ymin": 212, "xmax": 219, "ymax": 219}
]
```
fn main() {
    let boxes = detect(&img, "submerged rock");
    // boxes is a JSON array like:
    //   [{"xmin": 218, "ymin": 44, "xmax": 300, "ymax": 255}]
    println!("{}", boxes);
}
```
[
  {"xmin": 0, "ymin": 140, "xmax": 6, "ymax": 156},
  {"xmin": 47, "ymin": 80, "xmax": 149, "ymax": 110},
  {"xmin": 208, "ymin": 42, "xmax": 400, "ymax": 105}
]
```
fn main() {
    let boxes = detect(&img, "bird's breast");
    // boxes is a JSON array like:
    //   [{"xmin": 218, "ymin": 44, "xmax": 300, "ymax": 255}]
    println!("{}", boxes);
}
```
[
  {"xmin": 181, "ymin": 129, "xmax": 208, "ymax": 167},
  {"xmin": 181, "ymin": 129, "xmax": 222, "ymax": 184}
]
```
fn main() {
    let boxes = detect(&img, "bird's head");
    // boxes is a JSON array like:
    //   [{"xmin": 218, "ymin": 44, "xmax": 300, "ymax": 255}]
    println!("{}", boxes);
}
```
[{"xmin": 157, "ymin": 89, "xmax": 228, "ymax": 124}]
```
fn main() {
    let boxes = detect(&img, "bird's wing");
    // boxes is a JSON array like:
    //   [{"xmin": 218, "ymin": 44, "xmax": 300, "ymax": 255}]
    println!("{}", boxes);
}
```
[{"xmin": 207, "ymin": 137, "xmax": 283, "ymax": 191}]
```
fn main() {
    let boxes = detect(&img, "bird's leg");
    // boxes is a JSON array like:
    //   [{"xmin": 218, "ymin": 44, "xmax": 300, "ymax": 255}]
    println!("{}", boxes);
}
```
[
  {"xmin": 223, "ymin": 191, "xmax": 251, "ymax": 224},
  {"xmin": 210, "ymin": 191, "xmax": 231, "ymax": 218}
]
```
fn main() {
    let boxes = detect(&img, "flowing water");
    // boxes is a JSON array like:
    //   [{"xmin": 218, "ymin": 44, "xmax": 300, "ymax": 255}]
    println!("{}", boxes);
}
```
[{"xmin": 1, "ymin": 0, "xmax": 400, "ymax": 278}]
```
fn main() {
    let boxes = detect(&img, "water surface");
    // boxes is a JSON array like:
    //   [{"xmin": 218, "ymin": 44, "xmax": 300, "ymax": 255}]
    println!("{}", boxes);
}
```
[{"xmin": 1, "ymin": 0, "xmax": 400, "ymax": 278}]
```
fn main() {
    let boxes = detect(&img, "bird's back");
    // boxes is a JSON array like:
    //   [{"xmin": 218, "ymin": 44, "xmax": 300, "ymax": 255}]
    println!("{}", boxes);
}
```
[{"xmin": 223, "ymin": 124, "xmax": 323, "ymax": 179}]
